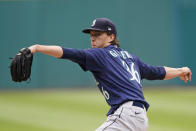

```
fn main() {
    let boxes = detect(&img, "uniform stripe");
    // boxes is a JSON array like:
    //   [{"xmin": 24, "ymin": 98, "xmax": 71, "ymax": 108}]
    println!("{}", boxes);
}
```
[
  {"xmin": 102, "ymin": 107, "xmax": 124, "ymax": 131},
  {"xmin": 102, "ymin": 118, "xmax": 117, "ymax": 131}
]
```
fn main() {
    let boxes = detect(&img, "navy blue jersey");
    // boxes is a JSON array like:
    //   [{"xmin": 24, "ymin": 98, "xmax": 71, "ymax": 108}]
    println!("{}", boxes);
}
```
[{"xmin": 61, "ymin": 45, "xmax": 166, "ymax": 116}]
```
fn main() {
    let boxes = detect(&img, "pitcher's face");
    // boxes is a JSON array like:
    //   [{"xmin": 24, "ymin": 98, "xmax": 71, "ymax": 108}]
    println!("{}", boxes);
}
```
[{"xmin": 90, "ymin": 31, "xmax": 112, "ymax": 48}]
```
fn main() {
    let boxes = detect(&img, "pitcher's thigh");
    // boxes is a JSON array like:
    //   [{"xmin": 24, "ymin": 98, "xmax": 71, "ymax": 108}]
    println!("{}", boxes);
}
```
[
  {"xmin": 95, "ymin": 116, "xmax": 122, "ymax": 131},
  {"xmin": 95, "ymin": 107, "xmax": 148, "ymax": 131}
]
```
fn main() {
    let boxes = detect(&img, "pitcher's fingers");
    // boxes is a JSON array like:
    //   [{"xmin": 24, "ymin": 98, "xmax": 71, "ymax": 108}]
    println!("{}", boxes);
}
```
[
  {"xmin": 188, "ymin": 72, "xmax": 192, "ymax": 81},
  {"xmin": 185, "ymin": 75, "xmax": 188, "ymax": 81},
  {"xmin": 184, "ymin": 75, "xmax": 188, "ymax": 83}
]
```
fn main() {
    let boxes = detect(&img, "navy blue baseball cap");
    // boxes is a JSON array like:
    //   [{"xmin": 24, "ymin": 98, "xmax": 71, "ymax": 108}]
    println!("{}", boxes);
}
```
[{"xmin": 82, "ymin": 18, "xmax": 117, "ymax": 35}]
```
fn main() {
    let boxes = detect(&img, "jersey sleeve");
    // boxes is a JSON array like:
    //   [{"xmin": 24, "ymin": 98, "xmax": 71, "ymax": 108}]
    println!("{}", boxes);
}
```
[
  {"xmin": 60, "ymin": 47, "xmax": 106, "ymax": 72},
  {"xmin": 133, "ymin": 55, "xmax": 166, "ymax": 80}
]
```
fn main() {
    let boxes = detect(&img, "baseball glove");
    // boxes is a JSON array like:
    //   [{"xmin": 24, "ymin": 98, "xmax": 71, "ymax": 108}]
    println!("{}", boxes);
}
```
[{"xmin": 10, "ymin": 48, "xmax": 33, "ymax": 82}]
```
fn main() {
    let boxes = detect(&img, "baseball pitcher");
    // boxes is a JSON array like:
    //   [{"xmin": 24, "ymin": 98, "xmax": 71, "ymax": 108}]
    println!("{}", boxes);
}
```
[{"xmin": 10, "ymin": 18, "xmax": 192, "ymax": 131}]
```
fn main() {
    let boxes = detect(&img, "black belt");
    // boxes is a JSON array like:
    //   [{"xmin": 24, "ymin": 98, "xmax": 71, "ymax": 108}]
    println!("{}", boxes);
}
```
[{"xmin": 132, "ymin": 101, "xmax": 145, "ymax": 109}]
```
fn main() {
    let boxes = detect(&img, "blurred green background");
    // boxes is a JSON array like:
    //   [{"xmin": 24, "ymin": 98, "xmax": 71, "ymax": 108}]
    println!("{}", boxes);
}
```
[{"xmin": 0, "ymin": 0, "xmax": 196, "ymax": 131}]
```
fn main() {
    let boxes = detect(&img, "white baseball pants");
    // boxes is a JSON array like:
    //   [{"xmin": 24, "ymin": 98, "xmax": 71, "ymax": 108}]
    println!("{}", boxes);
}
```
[{"xmin": 95, "ymin": 101, "xmax": 148, "ymax": 131}]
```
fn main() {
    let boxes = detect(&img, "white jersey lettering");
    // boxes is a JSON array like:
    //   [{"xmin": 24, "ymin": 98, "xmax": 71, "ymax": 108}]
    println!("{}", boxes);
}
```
[{"xmin": 122, "ymin": 60, "xmax": 141, "ymax": 84}]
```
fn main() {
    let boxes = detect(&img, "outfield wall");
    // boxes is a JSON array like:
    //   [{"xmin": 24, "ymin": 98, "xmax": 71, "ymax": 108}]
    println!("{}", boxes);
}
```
[{"xmin": 0, "ymin": 0, "xmax": 195, "ymax": 88}]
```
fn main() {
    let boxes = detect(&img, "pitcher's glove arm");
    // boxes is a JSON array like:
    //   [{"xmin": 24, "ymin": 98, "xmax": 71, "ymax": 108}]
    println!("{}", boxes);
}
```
[{"xmin": 10, "ymin": 48, "xmax": 33, "ymax": 82}]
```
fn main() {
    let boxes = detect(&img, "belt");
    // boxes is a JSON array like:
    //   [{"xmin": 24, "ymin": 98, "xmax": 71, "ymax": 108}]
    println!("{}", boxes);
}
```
[{"xmin": 132, "ymin": 101, "xmax": 145, "ymax": 109}]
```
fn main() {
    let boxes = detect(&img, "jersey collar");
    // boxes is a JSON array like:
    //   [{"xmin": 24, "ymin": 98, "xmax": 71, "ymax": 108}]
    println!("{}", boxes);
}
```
[{"xmin": 104, "ymin": 44, "xmax": 117, "ymax": 49}]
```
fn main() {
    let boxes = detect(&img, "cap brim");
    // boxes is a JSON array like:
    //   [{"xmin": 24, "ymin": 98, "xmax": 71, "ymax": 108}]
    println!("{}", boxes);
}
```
[{"xmin": 82, "ymin": 28, "xmax": 105, "ymax": 34}]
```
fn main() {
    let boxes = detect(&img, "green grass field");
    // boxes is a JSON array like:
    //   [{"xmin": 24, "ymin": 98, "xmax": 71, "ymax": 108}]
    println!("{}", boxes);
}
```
[{"xmin": 0, "ymin": 87, "xmax": 196, "ymax": 131}]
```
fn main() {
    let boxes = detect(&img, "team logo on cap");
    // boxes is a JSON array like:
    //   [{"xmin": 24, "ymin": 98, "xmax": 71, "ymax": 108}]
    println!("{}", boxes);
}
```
[
  {"xmin": 108, "ymin": 27, "xmax": 112, "ymax": 31},
  {"xmin": 91, "ymin": 20, "xmax": 96, "ymax": 27}
]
